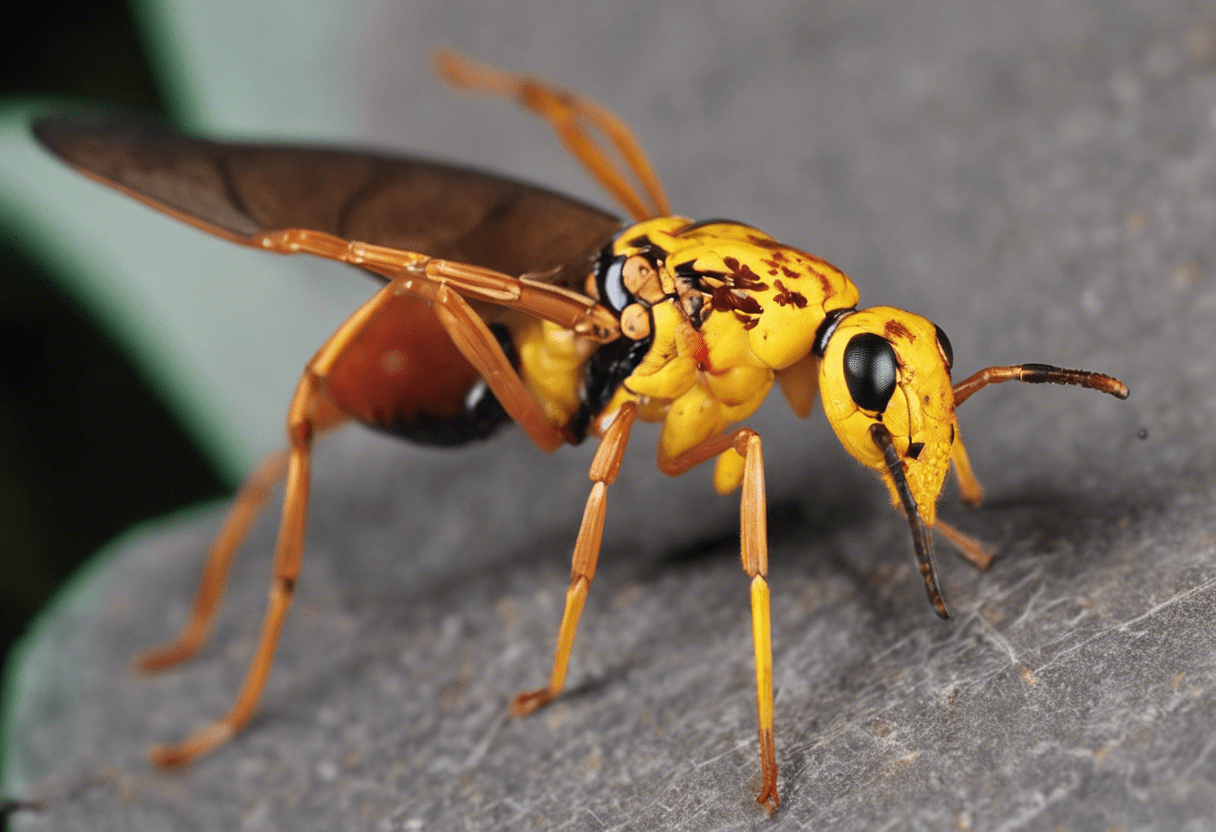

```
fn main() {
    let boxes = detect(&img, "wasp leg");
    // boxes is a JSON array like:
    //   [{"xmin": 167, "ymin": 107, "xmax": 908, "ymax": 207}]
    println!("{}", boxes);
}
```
[
  {"xmin": 151, "ymin": 378, "xmax": 322, "ymax": 767},
  {"xmin": 738, "ymin": 432, "xmax": 780, "ymax": 813},
  {"xmin": 133, "ymin": 448, "xmax": 292, "ymax": 673},
  {"xmin": 934, "ymin": 518, "xmax": 994, "ymax": 570},
  {"xmin": 149, "ymin": 389, "xmax": 317, "ymax": 765},
  {"xmin": 658, "ymin": 428, "xmax": 780, "ymax": 812},
  {"xmin": 249, "ymin": 228, "xmax": 619, "ymax": 343},
  {"xmin": 950, "ymin": 427, "xmax": 984, "ymax": 507},
  {"xmin": 405, "ymin": 275, "xmax": 567, "ymax": 452},
  {"xmin": 510, "ymin": 402, "xmax": 638, "ymax": 716},
  {"xmin": 150, "ymin": 251, "xmax": 583, "ymax": 765},
  {"xmin": 436, "ymin": 49, "xmax": 670, "ymax": 222},
  {"xmin": 250, "ymin": 226, "xmax": 622, "ymax": 449},
  {"xmin": 149, "ymin": 279, "xmax": 420, "ymax": 767},
  {"xmin": 656, "ymin": 433, "xmax": 739, "ymax": 478}
]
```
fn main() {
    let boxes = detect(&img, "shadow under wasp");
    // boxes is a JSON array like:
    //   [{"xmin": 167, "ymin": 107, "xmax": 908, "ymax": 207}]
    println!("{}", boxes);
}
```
[{"xmin": 32, "ymin": 51, "xmax": 1128, "ymax": 812}]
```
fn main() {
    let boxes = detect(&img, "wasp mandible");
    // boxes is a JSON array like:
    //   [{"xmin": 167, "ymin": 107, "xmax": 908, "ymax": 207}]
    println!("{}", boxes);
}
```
[{"xmin": 33, "ymin": 50, "xmax": 1128, "ymax": 812}]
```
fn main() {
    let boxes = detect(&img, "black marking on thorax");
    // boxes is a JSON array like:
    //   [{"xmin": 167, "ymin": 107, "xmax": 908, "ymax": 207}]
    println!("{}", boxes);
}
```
[
  {"xmin": 567, "ymin": 334, "xmax": 654, "ymax": 443},
  {"xmin": 812, "ymin": 307, "xmax": 857, "ymax": 357}
]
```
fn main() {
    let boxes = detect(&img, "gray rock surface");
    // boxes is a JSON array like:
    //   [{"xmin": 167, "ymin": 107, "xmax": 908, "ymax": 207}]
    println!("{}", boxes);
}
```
[{"xmin": 6, "ymin": 0, "xmax": 1216, "ymax": 829}]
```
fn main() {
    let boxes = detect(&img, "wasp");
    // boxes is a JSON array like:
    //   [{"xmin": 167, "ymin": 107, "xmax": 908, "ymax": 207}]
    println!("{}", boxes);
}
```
[{"xmin": 33, "ymin": 51, "xmax": 1128, "ymax": 811}]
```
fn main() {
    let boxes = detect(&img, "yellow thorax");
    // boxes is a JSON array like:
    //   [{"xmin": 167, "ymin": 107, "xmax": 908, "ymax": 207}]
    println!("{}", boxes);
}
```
[{"xmin": 586, "ymin": 219, "xmax": 959, "ymax": 524}]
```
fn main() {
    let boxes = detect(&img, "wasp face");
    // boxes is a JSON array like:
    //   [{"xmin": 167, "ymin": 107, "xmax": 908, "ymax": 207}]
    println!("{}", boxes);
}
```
[{"xmin": 817, "ymin": 307, "xmax": 957, "ymax": 528}]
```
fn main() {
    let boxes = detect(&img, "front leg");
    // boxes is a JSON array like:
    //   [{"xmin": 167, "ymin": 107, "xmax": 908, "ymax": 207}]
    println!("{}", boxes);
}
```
[
  {"xmin": 510, "ymin": 401, "xmax": 638, "ymax": 715},
  {"xmin": 249, "ymin": 227, "xmax": 620, "ymax": 342}
]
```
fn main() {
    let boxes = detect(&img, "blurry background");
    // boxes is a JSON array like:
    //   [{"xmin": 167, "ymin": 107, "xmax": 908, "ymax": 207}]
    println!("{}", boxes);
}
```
[{"xmin": 0, "ymin": 0, "xmax": 225, "ymax": 710}]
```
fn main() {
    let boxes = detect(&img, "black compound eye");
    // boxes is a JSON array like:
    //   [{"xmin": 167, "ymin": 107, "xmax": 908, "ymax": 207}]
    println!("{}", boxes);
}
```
[
  {"xmin": 934, "ymin": 324, "xmax": 954, "ymax": 370},
  {"xmin": 843, "ymin": 333, "xmax": 898, "ymax": 413}
]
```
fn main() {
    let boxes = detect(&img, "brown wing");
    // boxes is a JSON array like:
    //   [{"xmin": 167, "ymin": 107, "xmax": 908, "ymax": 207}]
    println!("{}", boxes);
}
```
[
  {"xmin": 34, "ymin": 114, "xmax": 625, "ymax": 446},
  {"xmin": 32, "ymin": 114, "xmax": 622, "ymax": 288}
]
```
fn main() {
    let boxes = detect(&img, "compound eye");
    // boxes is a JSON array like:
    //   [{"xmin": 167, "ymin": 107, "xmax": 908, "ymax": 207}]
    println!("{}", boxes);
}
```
[
  {"xmin": 597, "ymin": 254, "xmax": 631, "ymax": 312},
  {"xmin": 934, "ymin": 324, "xmax": 954, "ymax": 371},
  {"xmin": 843, "ymin": 333, "xmax": 898, "ymax": 413}
]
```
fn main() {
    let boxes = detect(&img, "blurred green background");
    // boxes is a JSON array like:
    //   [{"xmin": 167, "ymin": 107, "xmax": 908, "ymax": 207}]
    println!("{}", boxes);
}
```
[{"xmin": 0, "ymin": 0, "xmax": 227, "ymax": 745}]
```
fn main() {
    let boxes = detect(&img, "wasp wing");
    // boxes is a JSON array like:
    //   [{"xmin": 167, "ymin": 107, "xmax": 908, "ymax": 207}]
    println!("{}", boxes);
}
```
[
  {"xmin": 32, "ymin": 115, "xmax": 621, "ymax": 288},
  {"xmin": 33, "ymin": 114, "xmax": 625, "ymax": 445}
]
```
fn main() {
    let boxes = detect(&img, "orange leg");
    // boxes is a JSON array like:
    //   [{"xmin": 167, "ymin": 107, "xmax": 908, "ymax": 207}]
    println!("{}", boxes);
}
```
[
  {"xmin": 659, "ymin": 428, "xmax": 780, "ymax": 812},
  {"xmin": 510, "ymin": 401, "xmax": 638, "ymax": 716},
  {"xmin": 950, "ymin": 363, "xmax": 1127, "ymax": 519},
  {"xmin": 249, "ymin": 228, "xmax": 620, "ymax": 344},
  {"xmin": 656, "ymin": 431, "xmax": 743, "ymax": 478},
  {"xmin": 151, "ymin": 375, "xmax": 321, "ymax": 766},
  {"xmin": 133, "ymin": 448, "xmax": 292, "ymax": 673},
  {"xmin": 150, "ymin": 261, "xmax": 579, "ymax": 766},
  {"xmin": 934, "ymin": 518, "xmax": 994, "ymax": 570},
  {"xmin": 738, "ymin": 432, "xmax": 779, "ymax": 813},
  {"xmin": 147, "ymin": 280, "xmax": 410, "ymax": 767},
  {"xmin": 407, "ymin": 275, "xmax": 566, "ymax": 452},
  {"xmin": 258, "ymin": 226, "xmax": 610, "ymax": 449},
  {"xmin": 944, "ymin": 362, "xmax": 1129, "ymax": 570},
  {"xmin": 436, "ymin": 49, "xmax": 670, "ymax": 222},
  {"xmin": 950, "ymin": 427, "xmax": 984, "ymax": 507}
]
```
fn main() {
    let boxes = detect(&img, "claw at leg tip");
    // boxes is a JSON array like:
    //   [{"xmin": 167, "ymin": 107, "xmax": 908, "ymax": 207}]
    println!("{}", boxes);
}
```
[{"xmin": 508, "ymin": 688, "xmax": 554, "ymax": 717}]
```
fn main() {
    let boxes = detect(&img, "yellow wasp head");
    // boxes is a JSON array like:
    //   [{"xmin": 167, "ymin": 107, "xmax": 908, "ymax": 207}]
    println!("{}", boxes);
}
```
[
  {"xmin": 816, "ymin": 306, "xmax": 957, "ymax": 521},
  {"xmin": 816, "ymin": 306, "xmax": 958, "ymax": 616}
]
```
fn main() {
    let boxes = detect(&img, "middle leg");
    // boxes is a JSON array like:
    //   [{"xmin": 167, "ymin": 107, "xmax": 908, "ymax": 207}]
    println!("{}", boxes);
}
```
[
  {"xmin": 510, "ymin": 401, "xmax": 638, "ymax": 716},
  {"xmin": 658, "ymin": 427, "xmax": 781, "ymax": 811}
]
